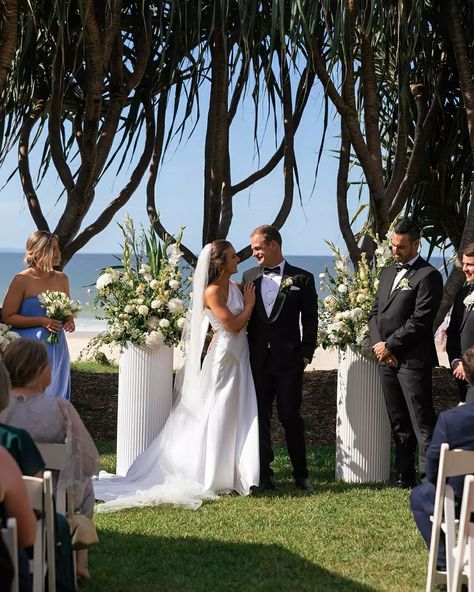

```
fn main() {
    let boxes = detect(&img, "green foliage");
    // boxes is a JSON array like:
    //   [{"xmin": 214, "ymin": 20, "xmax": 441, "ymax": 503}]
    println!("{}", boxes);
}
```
[{"xmin": 88, "ymin": 444, "xmax": 427, "ymax": 592}]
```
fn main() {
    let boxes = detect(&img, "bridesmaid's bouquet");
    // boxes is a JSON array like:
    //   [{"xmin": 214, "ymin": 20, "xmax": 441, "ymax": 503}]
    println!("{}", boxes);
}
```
[
  {"xmin": 38, "ymin": 291, "xmax": 81, "ymax": 344},
  {"xmin": 0, "ymin": 323, "xmax": 20, "ymax": 355}
]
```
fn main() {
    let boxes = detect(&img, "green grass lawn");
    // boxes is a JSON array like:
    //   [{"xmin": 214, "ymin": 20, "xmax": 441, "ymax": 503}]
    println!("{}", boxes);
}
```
[{"xmin": 82, "ymin": 444, "xmax": 427, "ymax": 592}]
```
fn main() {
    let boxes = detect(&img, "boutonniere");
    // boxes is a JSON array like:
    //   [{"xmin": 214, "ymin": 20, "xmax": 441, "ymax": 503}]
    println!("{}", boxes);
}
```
[
  {"xmin": 281, "ymin": 277, "xmax": 293, "ymax": 289},
  {"xmin": 398, "ymin": 278, "xmax": 410, "ymax": 290},
  {"xmin": 463, "ymin": 291, "xmax": 474, "ymax": 307}
]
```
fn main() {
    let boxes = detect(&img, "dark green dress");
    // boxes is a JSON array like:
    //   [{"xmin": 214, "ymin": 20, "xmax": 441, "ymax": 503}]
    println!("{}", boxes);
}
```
[{"xmin": 0, "ymin": 424, "xmax": 45, "ymax": 475}]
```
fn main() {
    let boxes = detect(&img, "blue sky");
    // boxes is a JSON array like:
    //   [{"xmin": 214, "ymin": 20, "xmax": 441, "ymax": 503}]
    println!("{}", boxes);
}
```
[{"xmin": 0, "ymin": 86, "xmax": 364, "ymax": 257}]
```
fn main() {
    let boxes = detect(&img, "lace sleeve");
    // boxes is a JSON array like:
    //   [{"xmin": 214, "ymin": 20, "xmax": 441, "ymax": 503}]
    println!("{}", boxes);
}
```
[{"xmin": 58, "ymin": 400, "xmax": 100, "ymax": 481}]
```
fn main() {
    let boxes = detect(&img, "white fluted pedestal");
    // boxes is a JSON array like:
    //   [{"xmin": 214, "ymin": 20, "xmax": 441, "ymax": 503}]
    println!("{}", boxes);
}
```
[
  {"xmin": 336, "ymin": 347, "xmax": 391, "ymax": 482},
  {"xmin": 116, "ymin": 343, "xmax": 173, "ymax": 475}
]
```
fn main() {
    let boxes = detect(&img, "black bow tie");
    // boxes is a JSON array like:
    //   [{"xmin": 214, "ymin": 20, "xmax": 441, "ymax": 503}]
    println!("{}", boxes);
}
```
[
  {"xmin": 263, "ymin": 266, "xmax": 280, "ymax": 276},
  {"xmin": 395, "ymin": 262, "xmax": 411, "ymax": 272}
]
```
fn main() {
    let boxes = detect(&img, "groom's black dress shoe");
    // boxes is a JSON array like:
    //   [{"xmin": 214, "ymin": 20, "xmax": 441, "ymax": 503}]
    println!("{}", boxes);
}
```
[
  {"xmin": 295, "ymin": 478, "xmax": 314, "ymax": 493},
  {"xmin": 260, "ymin": 475, "xmax": 278, "ymax": 491}
]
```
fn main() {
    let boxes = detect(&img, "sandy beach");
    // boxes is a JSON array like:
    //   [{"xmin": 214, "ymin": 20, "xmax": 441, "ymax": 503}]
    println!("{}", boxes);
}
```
[{"xmin": 66, "ymin": 332, "xmax": 450, "ymax": 371}]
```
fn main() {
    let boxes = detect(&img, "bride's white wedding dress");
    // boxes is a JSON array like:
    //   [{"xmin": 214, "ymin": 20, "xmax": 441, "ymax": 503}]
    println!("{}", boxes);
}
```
[{"xmin": 94, "ymin": 280, "xmax": 259, "ymax": 511}]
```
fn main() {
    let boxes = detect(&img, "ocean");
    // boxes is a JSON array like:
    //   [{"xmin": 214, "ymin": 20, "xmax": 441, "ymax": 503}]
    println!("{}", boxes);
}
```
[{"xmin": 0, "ymin": 251, "xmax": 447, "ymax": 333}]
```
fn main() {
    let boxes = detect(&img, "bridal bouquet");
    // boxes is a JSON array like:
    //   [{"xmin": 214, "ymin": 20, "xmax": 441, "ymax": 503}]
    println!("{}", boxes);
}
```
[
  {"xmin": 318, "ymin": 231, "xmax": 394, "ymax": 354},
  {"xmin": 38, "ymin": 291, "xmax": 82, "ymax": 344},
  {"xmin": 0, "ymin": 323, "xmax": 20, "ymax": 355},
  {"xmin": 87, "ymin": 216, "xmax": 189, "ymax": 352}
]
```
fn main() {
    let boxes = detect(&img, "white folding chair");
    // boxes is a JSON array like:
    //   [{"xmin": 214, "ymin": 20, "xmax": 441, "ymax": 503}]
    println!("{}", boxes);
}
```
[
  {"xmin": 1, "ymin": 517, "xmax": 19, "ymax": 592},
  {"xmin": 23, "ymin": 471, "xmax": 56, "ymax": 592},
  {"xmin": 452, "ymin": 475, "xmax": 474, "ymax": 592},
  {"xmin": 426, "ymin": 444, "xmax": 474, "ymax": 592},
  {"xmin": 35, "ymin": 442, "xmax": 74, "ymax": 516}
]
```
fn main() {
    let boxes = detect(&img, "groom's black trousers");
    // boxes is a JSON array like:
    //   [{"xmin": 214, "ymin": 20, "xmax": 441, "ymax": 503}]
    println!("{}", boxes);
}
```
[{"xmin": 251, "ymin": 350, "xmax": 308, "ymax": 481}]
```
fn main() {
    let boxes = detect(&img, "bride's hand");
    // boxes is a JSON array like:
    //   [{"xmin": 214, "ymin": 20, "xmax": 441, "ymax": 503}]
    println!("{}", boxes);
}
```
[{"xmin": 243, "ymin": 282, "xmax": 256, "ymax": 308}]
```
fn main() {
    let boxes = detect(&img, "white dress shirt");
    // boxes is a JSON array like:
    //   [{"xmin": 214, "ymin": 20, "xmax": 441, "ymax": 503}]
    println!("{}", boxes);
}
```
[
  {"xmin": 390, "ymin": 254, "xmax": 419, "ymax": 293},
  {"xmin": 261, "ymin": 260, "xmax": 285, "ymax": 317}
]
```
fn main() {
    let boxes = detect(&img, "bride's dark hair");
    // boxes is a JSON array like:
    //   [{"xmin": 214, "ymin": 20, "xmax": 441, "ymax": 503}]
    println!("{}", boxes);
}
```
[{"xmin": 208, "ymin": 240, "xmax": 233, "ymax": 284}]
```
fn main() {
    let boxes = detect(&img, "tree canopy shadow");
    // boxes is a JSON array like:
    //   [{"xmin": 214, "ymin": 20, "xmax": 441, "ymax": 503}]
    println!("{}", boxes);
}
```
[{"xmin": 85, "ymin": 532, "xmax": 379, "ymax": 592}]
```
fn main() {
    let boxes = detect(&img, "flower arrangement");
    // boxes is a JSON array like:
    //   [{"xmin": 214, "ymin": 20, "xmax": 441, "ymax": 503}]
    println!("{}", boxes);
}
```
[
  {"xmin": 37, "ymin": 291, "xmax": 81, "ymax": 344},
  {"xmin": 281, "ymin": 277, "xmax": 294, "ymax": 289},
  {"xmin": 86, "ymin": 216, "xmax": 189, "ymax": 353},
  {"xmin": 464, "ymin": 291, "xmax": 474, "ymax": 308},
  {"xmin": 318, "ymin": 231, "xmax": 394, "ymax": 354},
  {"xmin": 0, "ymin": 323, "xmax": 20, "ymax": 355}
]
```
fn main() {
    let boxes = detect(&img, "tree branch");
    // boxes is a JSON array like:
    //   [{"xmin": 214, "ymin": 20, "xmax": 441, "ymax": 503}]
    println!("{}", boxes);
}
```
[{"xmin": 18, "ymin": 101, "xmax": 49, "ymax": 231}]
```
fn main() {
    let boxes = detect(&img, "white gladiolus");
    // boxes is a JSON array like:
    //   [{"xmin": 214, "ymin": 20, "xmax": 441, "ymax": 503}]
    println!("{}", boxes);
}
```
[
  {"xmin": 319, "ymin": 272, "xmax": 326, "ymax": 278},
  {"xmin": 159, "ymin": 318, "xmax": 170, "ymax": 328},
  {"xmin": 337, "ymin": 284, "xmax": 348, "ymax": 293},
  {"xmin": 168, "ymin": 298, "xmax": 184, "ymax": 313},
  {"xmin": 139, "ymin": 264, "xmax": 151, "ymax": 275},
  {"xmin": 138, "ymin": 305, "xmax": 149, "ymax": 316},
  {"xmin": 143, "ymin": 273, "xmax": 153, "ymax": 283}
]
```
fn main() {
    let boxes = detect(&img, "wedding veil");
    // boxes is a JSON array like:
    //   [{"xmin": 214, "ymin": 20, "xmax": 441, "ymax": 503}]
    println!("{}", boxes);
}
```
[{"xmin": 173, "ymin": 244, "xmax": 211, "ymax": 414}]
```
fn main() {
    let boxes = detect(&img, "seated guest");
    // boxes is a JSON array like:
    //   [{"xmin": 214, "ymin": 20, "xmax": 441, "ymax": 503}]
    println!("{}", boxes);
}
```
[
  {"xmin": 0, "ymin": 446, "xmax": 37, "ymax": 592},
  {"xmin": 446, "ymin": 242, "xmax": 474, "ymax": 402},
  {"xmin": 410, "ymin": 344, "xmax": 474, "ymax": 571},
  {"xmin": 0, "ymin": 338, "xmax": 99, "ymax": 580},
  {"xmin": 0, "ymin": 360, "xmax": 45, "ymax": 476}
]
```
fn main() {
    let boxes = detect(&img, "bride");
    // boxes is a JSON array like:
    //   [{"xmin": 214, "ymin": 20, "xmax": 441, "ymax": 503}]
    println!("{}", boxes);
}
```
[{"xmin": 94, "ymin": 240, "xmax": 260, "ymax": 511}]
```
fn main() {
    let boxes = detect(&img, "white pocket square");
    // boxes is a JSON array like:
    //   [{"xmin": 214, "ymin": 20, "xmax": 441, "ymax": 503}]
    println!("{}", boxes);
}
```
[
  {"xmin": 401, "ymin": 286, "xmax": 412, "ymax": 291},
  {"xmin": 289, "ymin": 286, "xmax": 300, "ymax": 291}
]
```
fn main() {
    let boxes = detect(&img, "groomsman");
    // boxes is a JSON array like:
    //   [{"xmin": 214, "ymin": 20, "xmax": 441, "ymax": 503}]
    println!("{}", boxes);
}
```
[
  {"xmin": 446, "ymin": 243, "xmax": 474, "ymax": 403},
  {"xmin": 243, "ymin": 225, "xmax": 318, "ymax": 492},
  {"xmin": 368, "ymin": 219, "xmax": 443, "ymax": 487}
]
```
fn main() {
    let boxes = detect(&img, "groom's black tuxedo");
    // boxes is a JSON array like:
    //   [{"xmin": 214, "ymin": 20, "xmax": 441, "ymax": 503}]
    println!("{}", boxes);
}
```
[
  {"xmin": 446, "ymin": 285, "xmax": 474, "ymax": 402},
  {"xmin": 368, "ymin": 256, "xmax": 443, "ymax": 481},
  {"xmin": 243, "ymin": 261, "xmax": 318, "ymax": 482}
]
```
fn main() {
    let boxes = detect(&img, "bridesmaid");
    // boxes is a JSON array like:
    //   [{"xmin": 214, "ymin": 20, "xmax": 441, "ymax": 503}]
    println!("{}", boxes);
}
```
[{"xmin": 1, "ymin": 230, "xmax": 74, "ymax": 399}]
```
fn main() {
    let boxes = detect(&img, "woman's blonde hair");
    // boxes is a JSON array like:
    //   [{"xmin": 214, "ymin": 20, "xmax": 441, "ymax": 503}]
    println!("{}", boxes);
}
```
[
  {"xmin": 24, "ymin": 230, "xmax": 59, "ymax": 272},
  {"xmin": 0, "ymin": 360, "xmax": 11, "ymax": 412},
  {"xmin": 2, "ymin": 339, "xmax": 49, "ymax": 389}
]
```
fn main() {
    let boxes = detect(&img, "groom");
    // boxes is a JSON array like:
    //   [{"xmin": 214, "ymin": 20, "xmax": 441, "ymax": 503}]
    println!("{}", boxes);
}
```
[{"xmin": 243, "ymin": 225, "xmax": 318, "ymax": 491}]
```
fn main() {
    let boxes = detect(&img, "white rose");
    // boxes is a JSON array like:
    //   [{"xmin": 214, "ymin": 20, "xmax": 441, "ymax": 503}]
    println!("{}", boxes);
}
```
[
  {"xmin": 177, "ymin": 317, "xmax": 186, "ymax": 329},
  {"xmin": 356, "ymin": 293, "xmax": 366, "ymax": 304},
  {"xmin": 124, "ymin": 304, "xmax": 134, "ymax": 313},
  {"xmin": 6, "ymin": 331, "xmax": 19, "ymax": 340},
  {"xmin": 337, "ymin": 284, "xmax": 348, "ymax": 293},
  {"xmin": 169, "ymin": 279, "xmax": 179, "ymax": 290},
  {"xmin": 149, "ymin": 279, "xmax": 159, "ymax": 290},
  {"xmin": 352, "ymin": 307, "xmax": 363, "ymax": 317},
  {"xmin": 138, "ymin": 305, "xmax": 149, "ymax": 316},
  {"xmin": 139, "ymin": 264, "xmax": 151, "ymax": 275},
  {"xmin": 168, "ymin": 298, "xmax": 184, "ymax": 314},
  {"xmin": 151, "ymin": 300, "xmax": 162, "ymax": 310},
  {"xmin": 96, "ymin": 273, "xmax": 113, "ymax": 290},
  {"xmin": 159, "ymin": 318, "xmax": 170, "ymax": 328}
]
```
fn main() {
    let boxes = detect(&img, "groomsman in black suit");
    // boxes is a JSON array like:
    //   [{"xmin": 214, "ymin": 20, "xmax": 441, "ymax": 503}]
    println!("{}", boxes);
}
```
[
  {"xmin": 410, "ymin": 345, "xmax": 474, "ymax": 572},
  {"xmin": 368, "ymin": 219, "xmax": 443, "ymax": 487},
  {"xmin": 243, "ymin": 225, "xmax": 318, "ymax": 492},
  {"xmin": 446, "ymin": 242, "xmax": 474, "ymax": 403}
]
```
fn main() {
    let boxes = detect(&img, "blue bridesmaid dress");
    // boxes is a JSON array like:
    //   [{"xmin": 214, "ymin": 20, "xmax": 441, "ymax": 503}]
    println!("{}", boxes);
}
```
[{"xmin": 14, "ymin": 296, "xmax": 71, "ymax": 400}]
